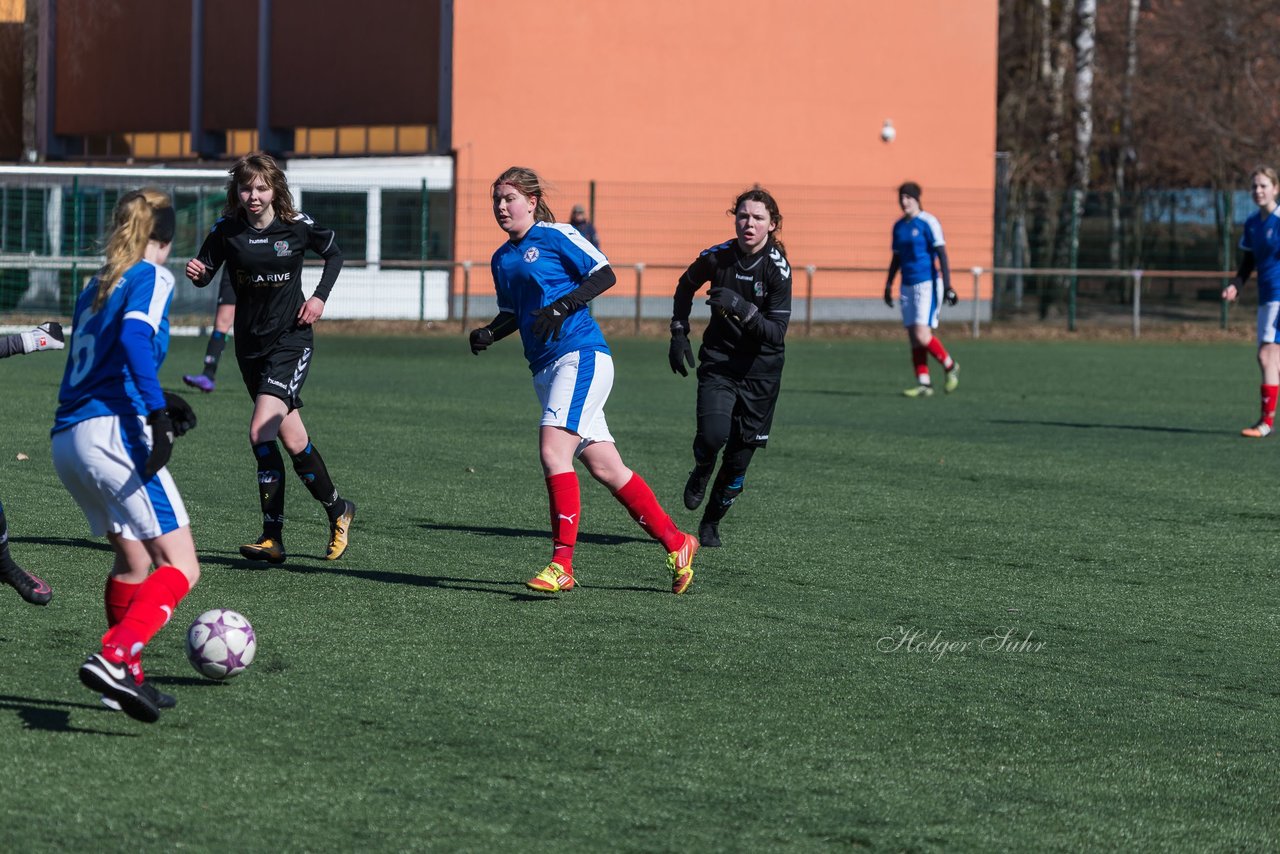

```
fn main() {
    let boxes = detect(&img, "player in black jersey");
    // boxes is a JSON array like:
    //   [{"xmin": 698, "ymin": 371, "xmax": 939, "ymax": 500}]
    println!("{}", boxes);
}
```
[
  {"xmin": 186, "ymin": 153, "xmax": 356, "ymax": 564},
  {"xmin": 669, "ymin": 187, "xmax": 792, "ymax": 548}
]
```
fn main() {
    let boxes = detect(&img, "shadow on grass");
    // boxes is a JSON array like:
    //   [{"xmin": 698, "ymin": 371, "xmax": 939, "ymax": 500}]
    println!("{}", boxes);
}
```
[
  {"xmin": 989, "ymin": 418, "xmax": 1223, "ymax": 436},
  {"xmin": 418, "ymin": 521, "xmax": 649, "ymax": 546},
  {"xmin": 785, "ymin": 387, "xmax": 876, "ymax": 398},
  {"xmin": 0, "ymin": 694, "xmax": 138, "ymax": 736},
  {"xmin": 11, "ymin": 535, "xmax": 111, "ymax": 552}
]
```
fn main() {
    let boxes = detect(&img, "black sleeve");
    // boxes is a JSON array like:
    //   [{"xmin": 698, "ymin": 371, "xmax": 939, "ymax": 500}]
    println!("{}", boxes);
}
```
[
  {"xmin": 672, "ymin": 253, "xmax": 715, "ymax": 330},
  {"xmin": 1237, "ymin": 251, "xmax": 1256, "ymax": 284},
  {"xmin": 885, "ymin": 254, "xmax": 900, "ymax": 288},
  {"xmin": 556, "ymin": 265, "xmax": 616, "ymax": 311},
  {"xmin": 486, "ymin": 311, "xmax": 519, "ymax": 341},
  {"xmin": 935, "ymin": 245, "xmax": 952, "ymax": 291},
  {"xmin": 193, "ymin": 223, "xmax": 228, "ymax": 288},
  {"xmin": 0, "ymin": 334, "xmax": 23, "ymax": 358},
  {"xmin": 305, "ymin": 217, "xmax": 344, "ymax": 302},
  {"xmin": 746, "ymin": 246, "xmax": 792, "ymax": 346}
]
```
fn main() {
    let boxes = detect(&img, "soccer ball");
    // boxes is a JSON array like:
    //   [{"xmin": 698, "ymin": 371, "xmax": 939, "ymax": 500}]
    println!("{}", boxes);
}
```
[{"xmin": 185, "ymin": 609, "xmax": 256, "ymax": 680}]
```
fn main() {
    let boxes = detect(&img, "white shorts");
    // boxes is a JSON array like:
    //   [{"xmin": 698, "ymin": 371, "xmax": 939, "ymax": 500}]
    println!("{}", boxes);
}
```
[
  {"xmin": 901, "ymin": 278, "xmax": 943, "ymax": 329},
  {"xmin": 52, "ymin": 415, "xmax": 189, "ymax": 541},
  {"xmin": 1257, "ymin": 302, "xmax": 1280, "ymax": 344},
  {"xmin": 533, "ymin": 350, "xmax": 616, "ymax": 456}
]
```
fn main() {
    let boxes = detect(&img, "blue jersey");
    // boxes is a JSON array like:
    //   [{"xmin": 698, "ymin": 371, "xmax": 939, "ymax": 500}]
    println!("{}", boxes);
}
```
[
  {"xmin": 1240, "ymin": 208, "xmax": 1280, "ymax": 303},
  {"xmin": 491, "ymin": 222, "xmax": 610, "ymax": 372},
  {"xmin": 53, "ymin": 260, "xmax": 173, "ymax": 433},
  {"xmin": 892, "ymin": 211, "xmax": 945, "ymax": 287}
]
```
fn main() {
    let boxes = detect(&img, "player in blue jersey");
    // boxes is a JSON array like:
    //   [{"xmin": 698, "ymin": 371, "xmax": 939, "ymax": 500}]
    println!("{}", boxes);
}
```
[
  {"xmin": 52, "ymin": 188, "xmax": 200, "ymax": 723},
  {"xmin": 669, "ymin": 187, "xmax": 792, "ymax": 549},
  {"xmin": 0, "ymin": 322, "xmax": 65, "ymax": 605},
  {"xmin": 1222, "ymin": 166, "xmax": 1280, "ymax": 438},
  {"xmin": 187, "ymin": 153, "xmax": 355, "ymax": 564},
  {"xmin": 469, "ymin": 166, "xmax": 698, "ymax": 594},
  {"xmin": 884, "ymin": 182, "xmax": 959, "ymax": 397}
]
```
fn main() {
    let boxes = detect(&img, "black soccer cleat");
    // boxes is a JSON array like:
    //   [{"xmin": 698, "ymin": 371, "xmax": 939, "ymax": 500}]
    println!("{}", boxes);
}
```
[
  {"xmin": 683, "ymin": 464, "xmax": 715, "ymax": 511},
  {"xmin": 0, "ymin": 562, "xmax": 52, "ymax": 606},
  {"xmin": 698, "ymin": 520, "xmax": 721, "ymax": 548},
  {"xmin": 101, "ymin": 679, "xmax": 176, "ymax": 712},
  {"xmin": 79, "ymin": 653, "xmax": 160, "ymax": 723}
]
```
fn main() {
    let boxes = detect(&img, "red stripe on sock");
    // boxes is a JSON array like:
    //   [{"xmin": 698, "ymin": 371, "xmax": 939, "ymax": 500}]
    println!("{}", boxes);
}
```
[
  {"xmin": 546, "ymin": 472, "xmax": 580, "ymax": 572},
  {"xmin": 614, "ymin": 472, "xmax": 683, "ymax": 553}
]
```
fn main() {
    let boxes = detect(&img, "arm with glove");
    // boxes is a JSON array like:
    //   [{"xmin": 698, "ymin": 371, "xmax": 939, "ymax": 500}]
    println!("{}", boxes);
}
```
[
  {"xmin": 0, "ymin": 322, "xmax": 65, "ymax": 359},
  {"xmin": 528, "ymin": 265, "xmax": 617, "ymax": 343}
]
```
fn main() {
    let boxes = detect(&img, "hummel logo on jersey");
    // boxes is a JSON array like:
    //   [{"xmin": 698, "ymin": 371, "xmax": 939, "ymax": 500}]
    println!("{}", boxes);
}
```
[
  {"xmin": 735, "ymin": 273, "xmax": 753, "ymax": 282},
  {"xmin": 557, "ymin": 513, "xmax": 578, "ymax": 524},
  {"xmin": 248, "ymin": 237, "xmax": 268, "ymax": 244},
  {"xmin": 769, "ymin": 247, "xmax": 791, "ymax": 278},
  {"xmin": 267, "ymin": 378, "xmax": 288, "ymax": 389},
  {"xmin": 524, "ymin": 247, "xmax": 540, "ymax": 263}
]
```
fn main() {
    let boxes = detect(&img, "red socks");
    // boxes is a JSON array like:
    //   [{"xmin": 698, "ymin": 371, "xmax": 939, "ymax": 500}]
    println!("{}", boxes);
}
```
[
  {"xmin": 104, "ymin": 576, "xmax": 139, "ymax": 627},
  {"xmin": 101, "ymin": 566, "xmax": 191, "ymax": 661},
  {"xmin": 925, "ymin": 337, "xmax": 954, "ymax": 370},
  {"xmin": 1261, "ymin": 384, "xmax": 1278, "ymax": 427},
  {"xmin": 546, "ymin": 472, "xmax": 580, "ymax": 572},
  {"xmin": 614, "ymin": 472, "xmax": 684, "ymax": 553},
  {"xmin": 911, "ymin": 346, "xmax": 930, "ymax": 384}
]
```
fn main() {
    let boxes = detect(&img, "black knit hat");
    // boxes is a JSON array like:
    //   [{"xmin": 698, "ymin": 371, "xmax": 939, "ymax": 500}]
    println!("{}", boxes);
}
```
[{"xmin": 898, "ymin": 182, "xmax": 922, "ymax": 203}]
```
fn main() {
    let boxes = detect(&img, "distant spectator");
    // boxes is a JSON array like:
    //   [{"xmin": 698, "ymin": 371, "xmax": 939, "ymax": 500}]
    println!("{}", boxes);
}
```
[
  {"xmin": 1222, "ymin": 165, "xmax": 1280, "ymax": 438},
  {"xmin": 569, "ymin": 204, "xmax": 600, "ymax": 248}
]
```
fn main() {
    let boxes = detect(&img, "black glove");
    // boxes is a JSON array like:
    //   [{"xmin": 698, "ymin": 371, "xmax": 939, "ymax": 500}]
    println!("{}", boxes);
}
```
[
  {"xmin": 469, "ymin": 327, "xmax": 494, "ymax": 355},
  {"xmin": 669, "ymin": 322, "xmax": 694, "ymax": 377},
  {"xmin": 944, "ymin": 287, "xmax": 958, "ymax": 307},
  {"xmin": 530, "ymin": 298, "xmax": 575, "ymax": 343},
  {"xmin": 143, "ymin": 408, "xmax": 175, "ymax": 480},
  {"xmin": 883, "ymin": 286, "xmax": 894, "ymax": 308},
  {"xmin": 707, "ymin": 288, "xmax": 759, "ymax": 327},
  {"xmin": 164, "ymin": 391, "xmax": 197, "ymax": 437}
]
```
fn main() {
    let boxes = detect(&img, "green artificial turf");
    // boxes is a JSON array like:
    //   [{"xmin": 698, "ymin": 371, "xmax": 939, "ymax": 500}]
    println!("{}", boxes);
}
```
[{"xmin": 0, "ymin": 332, "xmax": 1275, "ymax": 852}]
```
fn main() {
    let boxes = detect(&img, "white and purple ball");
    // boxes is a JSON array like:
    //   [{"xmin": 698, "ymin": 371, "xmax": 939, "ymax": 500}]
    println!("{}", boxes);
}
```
[{"xmin": 185, "ymin": 609, "xmax": 256, "ymax": 680}]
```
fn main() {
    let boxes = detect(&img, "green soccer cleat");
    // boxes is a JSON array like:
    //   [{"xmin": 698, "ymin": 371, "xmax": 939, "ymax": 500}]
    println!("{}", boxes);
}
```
[
  {"xmin": 944, "ymin": 364, "xmax": 960, "ymax": 393},
  {"xmin": 526, "ymin": 562, "xmax": 575, "ymax": 593},
  {"xmin": 903, "ymin": 384, "xmax": 934, "ymax": 398},
  {"xmin": 666, "ymin": 533, "xmax": 699, "ymax": 595}
]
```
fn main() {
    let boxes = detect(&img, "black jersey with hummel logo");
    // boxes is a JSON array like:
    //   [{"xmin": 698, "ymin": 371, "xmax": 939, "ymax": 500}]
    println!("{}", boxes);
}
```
[
  {"xmin": 194, "ymin": 212, "xmax": 342, "ymax": 358},
  {"xmin": 672, "ymin": 237, "xmax": 792, "ymax": 376}
]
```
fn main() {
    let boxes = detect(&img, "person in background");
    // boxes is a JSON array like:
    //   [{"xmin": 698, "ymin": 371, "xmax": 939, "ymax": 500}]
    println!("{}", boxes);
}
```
[
  {"xmin": 470, "ymin": 166, "xmax": 698, "ymax": 595},
  {"xmin": 182, "ymin": 267, "xmax": 235, "ymax": 393},
  {"xmin": 1222, "ymin": 166, "xmax": 1280, "ymax": 438},
  {"xmin": 569, "ymin": 204, "xmax": 600, "ymax": 248},
  {"xmin": 52, "ymin": 188, "xmax": 200, "ymax": 723},
  {"xmin": 884, "ymin": 181, "xmax": 960, "ymax": 397},
  {"xmin": 669, "ymin": 187, "xmax": 792, "ymax": 549},
  {"xmin": 0, "ymin": 321, "xmax": 64, "ymax": 605},
  {"xmin": 186, "ymin": 152, "xmax": 356, "ymax": 565}
]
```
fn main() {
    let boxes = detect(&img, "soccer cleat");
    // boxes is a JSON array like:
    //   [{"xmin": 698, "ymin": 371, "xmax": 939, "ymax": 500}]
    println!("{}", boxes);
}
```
[
  {"xmin": 79, "ymin": 653, "xmax": 160, "ymax": 723},
  {"xmin": 698, "ymin": 520, "xmax": 721, "ymax": 549},
  {"xmin": 1241, "ymin": 422, "xmax": 1272, "ymax": 438},
  {"xmin": 101, "ymin": 681, "xmax": 176, "ymax": 712},
  {"xmin": 239, "ymin": 536, "xmax": 286, "ymax": 564},
  {"xmin": 182, "ymin": 373, "xmax": 216, "ymax": 393},
  {"xmin": 903, "ymin": 384, "xmax": 934, "ymax": 398},
  {"xmin": 683, "ymin": 464, "xmax": 715, "ymax": 510},
  {"xmin": 526, "ymin": 562, "xmax": 575, "ymax": 593},
  {"xmin": 325, "ymin": 500, "xmax": 356, "ymax": 560},
  {"xmin": 666, "ymin": 532, "xmax": 699, "ymax": 595},
  {"xmin": 944, "ymin": 363, "xmax": 960, "ymax": 393},
  {"xmin": 0, "ymin": 562, "xmax": 52, "ymax": 606}
]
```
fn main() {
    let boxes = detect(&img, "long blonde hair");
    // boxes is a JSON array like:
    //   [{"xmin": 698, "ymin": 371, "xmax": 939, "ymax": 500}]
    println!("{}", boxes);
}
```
[
  {"xmin": 492, "ymin": 166, "xmax": 556, "ymax": 223},
  {"xmin": 223, "ymin": 152, "xmax": 299, "ymax": 221},
  {"xmin": 94, "ymin": 188, "xmax": 172, "ymax": 311}
]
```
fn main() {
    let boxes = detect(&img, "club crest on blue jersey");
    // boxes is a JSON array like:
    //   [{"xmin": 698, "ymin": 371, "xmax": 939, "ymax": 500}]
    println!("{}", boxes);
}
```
[
  {"xmin": 274, "ymin": 240, "xmax": 289, "ymax": 256},
  {"xmin": 524, "ymin": 247, "xmax": 540, "ymax": 263}
]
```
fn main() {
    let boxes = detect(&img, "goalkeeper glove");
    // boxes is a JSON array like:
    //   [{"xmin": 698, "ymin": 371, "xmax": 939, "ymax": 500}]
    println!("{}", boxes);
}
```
[
  {"xmin": 944, "ymin": 287, "xmax": 958, "ymax": 307},
  {"xmin": 707, "ymin": 288, "xmax": 759, "ymax": 327},
  {"xmin": 669, "ymin": 321, "xmax": 694, "ymax": 377},
  {"xmin": 143, "ymin": 408, "xmax": 175, "ymax": 480},
  {"xmin": 20, "ymin": 322, "xmax": 65, "ymax": 353},
  {"xmin": 469, "ymin": 327, "xmax": 494, "ymax": 355},
  {"xmin": 164, "ymin": 391, "xmax": 197, "ymax": 437},
  {"xmin": 530, "ymin": 298, "xmax": 575, "ymax": 343}
]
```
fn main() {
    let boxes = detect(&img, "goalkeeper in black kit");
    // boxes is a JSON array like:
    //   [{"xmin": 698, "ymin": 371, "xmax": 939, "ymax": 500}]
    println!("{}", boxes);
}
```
[
  {"xmin": 0, "ymin": 321, "xmax": 64, "ymax": 604},
  {"xmin": 668, "ymin": 187, "xmax": 791, "ymax": 548}
]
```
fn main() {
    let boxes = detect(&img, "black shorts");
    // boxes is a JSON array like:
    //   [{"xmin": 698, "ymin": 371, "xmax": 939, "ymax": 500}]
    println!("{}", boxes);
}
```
[
  {"xmin": 217, "ymin": 269, "xmax": 237, "ymax": 307},
  {"xmin": 695, "ymin": 367, "xmax": 782, "ymax": 448},
  {"xmin": 238, "ymin": 342, "xmax": 312, "ymax": 411}
]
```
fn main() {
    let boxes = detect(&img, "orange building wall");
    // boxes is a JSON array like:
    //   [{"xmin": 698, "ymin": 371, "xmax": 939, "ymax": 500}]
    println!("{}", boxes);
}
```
[{"xmin": 450, "ymin": 0, "xmax": 997, "ymax": 299}]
